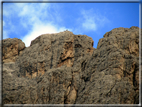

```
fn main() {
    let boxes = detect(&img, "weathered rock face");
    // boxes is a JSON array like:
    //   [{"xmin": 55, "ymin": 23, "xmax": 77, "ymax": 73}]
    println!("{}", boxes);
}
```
[
  {"xmin": 2, "ymin": 38, "xmax": 25, "ymax": 63},
  {"xmin": 16, "ymin": 31, "xmax": 93, "ymax": 78},
  {"xmin": 75, "ymin": 26, "xmax": 139, "ymax": 104},
  {"xmin": 2, "ymin": 27, "xmax": 140, "ymax": 104}
]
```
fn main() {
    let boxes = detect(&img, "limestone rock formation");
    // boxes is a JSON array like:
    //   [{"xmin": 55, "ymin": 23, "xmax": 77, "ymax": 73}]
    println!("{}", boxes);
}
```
[
  {"xmin": 2, "ymin": 38, "xmax": 25, "ymax": 63},
  {"xmin": 2, "ymin": 26, "xmax": 140, "ymax": 104},
  {"xmin": 15, "ymin": 31, "xmax": 93, "ymax": 79}
]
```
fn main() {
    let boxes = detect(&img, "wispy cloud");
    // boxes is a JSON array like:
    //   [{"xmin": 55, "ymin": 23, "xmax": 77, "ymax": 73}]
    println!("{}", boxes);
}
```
[
  {"xmin": 81, "ymin": 9, "xmax": 97, "ymax": 31},
  {"xmin": 3, "ymin": 2, "xmax": 110, "ymax": 46},
  {"xmin": 3, "ymin": 3, "xmax": 69, "ymax": 47},
  {"xmin": 3, "ymin": 20, "xmax": 10, "ymax": 39},
  {"xmin": 3, "ymin": 31, "xmax": 9, "ymax": 39},
  {"xmin": 80, "ymin": 9, "xmax": 109, "ymax": 32}
]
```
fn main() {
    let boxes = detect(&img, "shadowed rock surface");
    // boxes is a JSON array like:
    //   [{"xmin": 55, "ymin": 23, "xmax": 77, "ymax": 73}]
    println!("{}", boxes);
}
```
[{"xmin": 2, "ymin": 27, "xmax": 140, "ymax": 104}]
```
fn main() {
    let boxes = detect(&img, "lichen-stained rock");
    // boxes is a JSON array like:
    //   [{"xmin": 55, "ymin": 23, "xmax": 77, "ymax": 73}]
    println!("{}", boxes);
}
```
[
  {"xmin": 2, "ymin": 38, "xmax": 25, "ymax": 63},
  {"xmin": 16, "ymin": 30, "xmax": 94, "ymax": 78},
  {"xmin": 2, "ymin": 26, "xmax": 140, "ymax": 104}
]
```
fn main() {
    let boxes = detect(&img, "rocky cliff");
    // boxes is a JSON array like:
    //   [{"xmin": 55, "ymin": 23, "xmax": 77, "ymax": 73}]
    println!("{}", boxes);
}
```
[{"xmin": 2, "ymin": 27, "xmax": 140, "ymax": 104}]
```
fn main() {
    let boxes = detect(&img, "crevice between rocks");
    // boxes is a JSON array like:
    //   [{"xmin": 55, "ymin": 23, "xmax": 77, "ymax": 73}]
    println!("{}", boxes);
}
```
[{"xmin": 105, "ymin": 81, "xmax": 116, "ymax": 97}]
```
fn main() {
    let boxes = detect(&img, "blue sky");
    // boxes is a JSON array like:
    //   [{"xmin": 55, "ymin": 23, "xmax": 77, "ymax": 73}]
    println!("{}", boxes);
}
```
[{"xmin": 2, "ymin": 1, "xmax": 140, "ymax": 48}]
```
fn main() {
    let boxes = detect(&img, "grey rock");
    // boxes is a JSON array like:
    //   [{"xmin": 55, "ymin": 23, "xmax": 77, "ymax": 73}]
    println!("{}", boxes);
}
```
[
  {"xmin": 16, "ymin": 31, "xmax": 93, "ymax": 79},
  {"xmin": 2, "ymin": 38, "xmax": 25, "ymax": 63},
  {"xmin": 2, "ymin": 27, "xmax": 140, "ymax": 104}
]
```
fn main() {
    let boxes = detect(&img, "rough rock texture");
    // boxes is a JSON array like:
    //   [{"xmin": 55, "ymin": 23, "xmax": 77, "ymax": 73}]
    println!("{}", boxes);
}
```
[
  {"xmin": 75, "ymin": 26, "xmax": 139, "ymax": 104},
  {"xmin": 2, "ymin": 27, "xmax": 140, "ymax": 104},
  {"xmin": 16, "ymin": 31, "xmax": 93, "ymax": 78},
  {"xmin": 2, "ymin": 38, "xmax": 25, "ymax": 63}
]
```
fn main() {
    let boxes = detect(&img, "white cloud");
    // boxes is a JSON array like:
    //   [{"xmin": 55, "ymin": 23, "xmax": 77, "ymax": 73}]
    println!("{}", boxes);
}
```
[
  {"xmin": 3, "ymin": 31, "xmax": 9, "ymax": 39},
  {"xmin": 82, "ymin": 18, "xmax": 97, "ymax": 31},
  {"xmin": 3, "ymin": 21, "xmax": 5, "ymax": 27},
  {"xmin": 80, "ymin": 9, "xmax": 109, "ymax": 32},
  {"xmin": 3, "ymin": 2, "xmax": 110, "ymax": 46},
  {"xmin": 15, "ymin": 3, "xmax": 50, "ymax": 27},
  {"xmin": 22, "ymin": 23, "xmax": 67, "ymax": 47},
  {"xmin": 17, "ymin": 3, "xmax": 68, "ymax": 47},
  {"xmin": 3, "ymin": 3, "xmax": 69, "ymax": 46},
  {"xmin": 2, "ymin": 21, "xmax": 9, "ymax": 39}
]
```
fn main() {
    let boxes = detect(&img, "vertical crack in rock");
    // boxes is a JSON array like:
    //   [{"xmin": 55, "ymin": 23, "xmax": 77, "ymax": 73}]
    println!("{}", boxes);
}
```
[
  {"xmin": 132, "ymin": 62, "xmax": 139, "ymax": 104},
  {"xmin": 105, "ymin": 81, "xmax": 116, "ymax": 97},
  {"xmin": 58, "ymin": 40, "xmax": 74, "ymax": 67},
  {"xmin": 64, "ymin": 71, "xmax": 77, "ymax": 104},
  {"xmin": 81, "ymin": 61, "xmax": 87, "ymax": 71},
  {"xmin": 50, "ymin": 54, "xmax": 53, "ymax": 69},
  {"xmin": 50, "ymin": 40, "xmax": 54, "ymax": 69},
  {"xmin": 133, "ymin": 63, "xmax": 138, "ymax": 88}
]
